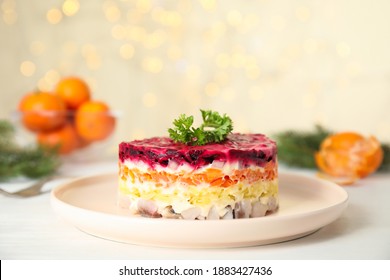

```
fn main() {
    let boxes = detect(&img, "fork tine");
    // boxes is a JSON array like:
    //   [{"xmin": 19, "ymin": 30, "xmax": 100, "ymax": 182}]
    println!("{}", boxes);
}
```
[
  {"xmin": 0, "ymin": 176, "xmax": 54, "ymax": 198},
  {"xmin": 0, "ymin": 188, "xmax": 21, "ymax": 198}
]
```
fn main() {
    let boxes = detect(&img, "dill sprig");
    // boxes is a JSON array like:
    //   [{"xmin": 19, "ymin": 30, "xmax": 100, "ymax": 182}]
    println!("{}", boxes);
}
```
[
  {"xmin": 168, "ymin": 109, "xmax": 233, "ymax": 145},
  {"xmin": 0, "ymin": 119, "xmax": 60, "ymax": 181},
  {"xmin": 380, "ymin": 143, "xmax": 390, "ymax": 172},
  {"xmin": 273, "ymin": 125, "xmax": 390, "ymax": 172}
]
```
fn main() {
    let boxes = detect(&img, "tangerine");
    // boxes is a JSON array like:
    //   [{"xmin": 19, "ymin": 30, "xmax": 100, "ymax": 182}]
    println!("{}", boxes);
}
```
[
  {"xmin": 37, "ymin": 122, "xmax": 81, "ymax": 154},
  {"xmin": 18, "ymin": 91, "xmax": 67, "ymax": 132},
  {"xmin": 55, "ymin": 77, "xmax": 91, "ymax": 110},
  {"xmin": 315, "ymin": 132, "xmax": 383, "ymax": 183},
  {"xmin": 75, "ymin": 100, "xmax": 116, "ymax": 142}
]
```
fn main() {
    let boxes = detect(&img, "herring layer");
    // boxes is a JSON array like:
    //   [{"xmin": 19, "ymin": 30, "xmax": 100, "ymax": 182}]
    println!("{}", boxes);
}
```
[{"xmin": 118, "ymin": 179, "xmax": 278, "ymax": 219}]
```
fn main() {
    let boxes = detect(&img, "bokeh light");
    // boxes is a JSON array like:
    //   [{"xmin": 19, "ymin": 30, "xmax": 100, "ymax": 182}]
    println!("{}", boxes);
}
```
[
  {"xmin": 20, "ymin": 61, "xmax": 36, "ymax": 77},
  {"xmin": 47, "ymin": 8, "xmax": 62, "ymax": 24},
  {"xmin": 62, "ymin": 0, "xmax": 80, "ymax": 17}
]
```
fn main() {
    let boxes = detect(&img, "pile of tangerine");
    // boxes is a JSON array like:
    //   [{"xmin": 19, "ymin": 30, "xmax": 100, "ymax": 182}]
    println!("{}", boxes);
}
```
[{"xmin": 18, "ymin": 77, "xmax": 116, "ymax": 155}]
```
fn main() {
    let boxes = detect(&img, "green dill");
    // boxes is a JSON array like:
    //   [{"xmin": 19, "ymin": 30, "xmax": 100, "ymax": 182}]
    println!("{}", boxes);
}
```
[
  {"xmin": 168, "ymin": 109, "xmax": 233, "ymax": 145},
  {"xmin": 380, "ymin": 143, "xmax": 390, "ymax": 172},
  {"xmin": 0, "ymin": 119, "xmax": 60, "ymax": 181}
]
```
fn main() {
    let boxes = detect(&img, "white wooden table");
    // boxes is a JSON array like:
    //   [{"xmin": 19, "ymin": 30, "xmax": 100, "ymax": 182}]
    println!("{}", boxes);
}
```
[{"xmin": 1, "ymin": 161, "xmax": 389, "ymax": 259}]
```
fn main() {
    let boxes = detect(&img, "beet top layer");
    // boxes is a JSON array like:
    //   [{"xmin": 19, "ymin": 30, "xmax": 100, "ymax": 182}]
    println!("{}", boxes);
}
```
[{"xmin": 119, "ymin": 133, "xmax": 277, "ymax": 169}]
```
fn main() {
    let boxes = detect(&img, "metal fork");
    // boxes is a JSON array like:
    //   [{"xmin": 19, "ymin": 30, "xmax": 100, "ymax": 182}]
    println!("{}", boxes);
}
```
[{"xmin": 0, "ymin": 175, "xmax": 57, "ymax": 198}]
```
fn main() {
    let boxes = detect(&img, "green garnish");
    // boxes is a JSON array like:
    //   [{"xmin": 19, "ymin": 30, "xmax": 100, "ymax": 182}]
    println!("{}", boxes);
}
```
[
  {"xmin": 272, "ymin": 125, "xmax": 332, "ymax": 168},
  {"xmin": 0, "ymin": 119, "xmax": 60, "ymax": 181},
  {"xmin": 168, "ymin": 109, "xmax": 233, "ymax": 145}
]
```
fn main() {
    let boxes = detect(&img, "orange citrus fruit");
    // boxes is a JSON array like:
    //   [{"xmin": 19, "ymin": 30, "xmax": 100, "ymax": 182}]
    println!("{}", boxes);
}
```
[
  {"xmin": 37, "ymin": 122, "xmax": 81, "ymax": 154},
  {"xmin": 18, "ymin": 91, "xmax": 67, "ymax": 132},
  {"xmin": 315, "ymin": 132, "xmax": 383, "ymax": 181},
  {"xmin": 55, "ymin": 77, "xmax": 91, "ymax": 110},
  {"xmin": 75, "ymin": 100, "xmax": 116, "ymax": 142}
]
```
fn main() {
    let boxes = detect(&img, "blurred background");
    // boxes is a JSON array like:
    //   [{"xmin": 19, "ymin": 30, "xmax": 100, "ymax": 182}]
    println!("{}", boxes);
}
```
[{"xmin": 1, "ymin": 0, "xmax": 389, "ymax": 147}]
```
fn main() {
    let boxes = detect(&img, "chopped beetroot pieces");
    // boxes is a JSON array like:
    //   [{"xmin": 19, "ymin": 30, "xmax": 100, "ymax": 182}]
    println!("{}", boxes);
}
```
[{"xmin": 119, "ymin": 133, "xmax": 277, "ymax": 169}]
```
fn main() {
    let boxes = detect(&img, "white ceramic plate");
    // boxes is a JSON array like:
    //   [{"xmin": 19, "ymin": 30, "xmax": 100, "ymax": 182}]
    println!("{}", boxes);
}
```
[{"xmin": 50, "ymin": 172, "xmax": 348, "ymax": 248}]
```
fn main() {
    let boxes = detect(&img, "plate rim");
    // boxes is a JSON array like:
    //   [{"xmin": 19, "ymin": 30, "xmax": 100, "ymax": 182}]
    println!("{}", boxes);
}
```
[{"xmin": 50, "ymin": 171, "xmax": 348, "ymax": 248}]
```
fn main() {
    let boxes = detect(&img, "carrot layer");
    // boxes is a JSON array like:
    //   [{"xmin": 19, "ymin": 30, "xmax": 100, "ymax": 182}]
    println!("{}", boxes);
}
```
[{"xmin": 119, "ymin": 162, "xmax": 277, "ymax": 188}]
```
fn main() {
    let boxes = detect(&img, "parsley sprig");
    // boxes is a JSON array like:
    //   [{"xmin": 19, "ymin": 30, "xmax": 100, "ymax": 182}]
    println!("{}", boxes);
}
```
[{"xmin": 168, "ymin": 109, "xmax": 233, "ymax": 145}]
